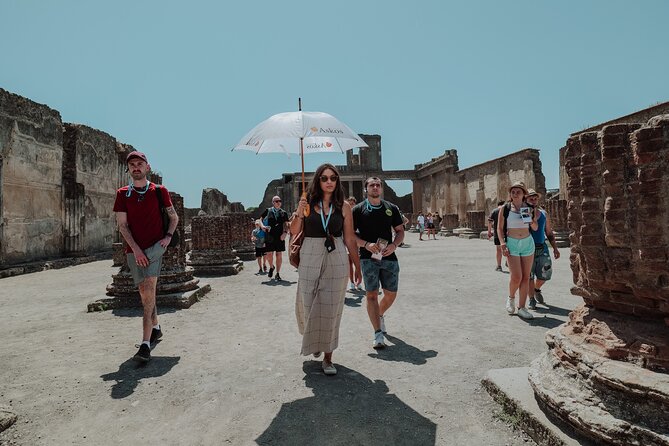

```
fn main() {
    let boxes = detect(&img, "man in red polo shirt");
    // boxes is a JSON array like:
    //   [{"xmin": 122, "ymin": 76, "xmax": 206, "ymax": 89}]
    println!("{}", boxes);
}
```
[{"xmin": 113, "ymin": 151, "xmax": 178, "ymax": 362}]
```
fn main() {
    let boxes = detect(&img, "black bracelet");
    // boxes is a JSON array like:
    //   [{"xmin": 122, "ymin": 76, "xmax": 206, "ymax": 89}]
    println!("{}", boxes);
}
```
[{"xmin": 166, "ymin": 232, "xmax": 173, "ymax": 237}]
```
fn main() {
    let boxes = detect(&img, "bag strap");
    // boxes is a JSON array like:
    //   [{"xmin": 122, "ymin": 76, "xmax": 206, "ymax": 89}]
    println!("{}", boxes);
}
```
[{"xmin": 155, "ymin": 184, "xmax": 165, "ymax": 210}]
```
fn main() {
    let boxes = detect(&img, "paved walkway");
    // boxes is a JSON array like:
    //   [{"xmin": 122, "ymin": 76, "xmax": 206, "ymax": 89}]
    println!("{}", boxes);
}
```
[{"xmin": 0, "ymin": 232, "xmax": 578, "ymax": 445}]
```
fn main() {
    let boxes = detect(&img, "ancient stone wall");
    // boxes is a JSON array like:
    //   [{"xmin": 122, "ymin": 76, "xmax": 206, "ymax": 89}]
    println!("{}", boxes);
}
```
[
  {"xmin": 62, "ymin": 124, "xmax": 127, "ymax": 255},
  {"xmin": 0, "ymin": 88, "xmax": 64, "ymax": 265},
  {"xmin": 413, "ymin": 149, "xmax": 545, "ymax": 225},
  {"xmin": 567, "ymin": 118, "xmax": 669, "ymax": 321}
]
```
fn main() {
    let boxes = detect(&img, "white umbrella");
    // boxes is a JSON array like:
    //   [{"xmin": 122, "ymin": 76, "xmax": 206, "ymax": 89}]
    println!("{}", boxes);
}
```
[{"xmin": 232, "ymin": 98, "xmax": 368, "ymax": 208}]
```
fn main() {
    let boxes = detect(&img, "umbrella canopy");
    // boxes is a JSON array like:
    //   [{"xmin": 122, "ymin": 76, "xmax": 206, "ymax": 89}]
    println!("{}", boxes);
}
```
[{"xmin": 232, "ymin": 111, "xmax": 368, "ymax": 155}]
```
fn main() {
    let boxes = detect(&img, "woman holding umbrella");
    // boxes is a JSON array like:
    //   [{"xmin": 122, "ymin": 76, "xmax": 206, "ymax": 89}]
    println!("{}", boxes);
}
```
[{"xmin": 290, "ymin": 163, "xmax": 361, "ymax": 375}]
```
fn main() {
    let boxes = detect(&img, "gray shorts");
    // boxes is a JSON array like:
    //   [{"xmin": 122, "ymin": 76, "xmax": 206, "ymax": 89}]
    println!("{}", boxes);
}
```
[
  {"xmin": 530, "ymin": 244, "xmax": 553, "ymax": 281},
  {"xmin": 127, "ymin": 241, "xmax": 166, "ymax": 286},
  {"xmin": 361, "ymin": 259, "xmax": 400, "ymax": 292}
]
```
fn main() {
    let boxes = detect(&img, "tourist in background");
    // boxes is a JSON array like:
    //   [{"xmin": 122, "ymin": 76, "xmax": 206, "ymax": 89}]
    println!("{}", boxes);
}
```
[
  {"xmin": 426, "ymin": 212, "xmax": 437, "ymax": 239},
  {"xmin": 487, "ymin": 200, "xmax": 507, "ymax": 272},
  {"xmin": 526, "ymin": 189, "xmax": 560, "ymax": 309},
  {"xmin": 290, "ymin": 164, "xmax": 361, "ymax": 376},
  {"xmin": 251, "ymin": 219, "xmax": 266, "ymax": 274},
  {"xmin": 353, "ymin": 177, "xmax": 405, "ymax": 349},
  {"xmin": 497, "ymin": 182, "xmax": 538, "ymax": 320},
  {"xmin": 113, "ymin": 151, "xmax": 178, "ymax": 362},
  {"xmin": 261, "ymin": 195, "xmax": 290, "ymax": 282},
  {"xmin": 346, "ymin": 196, "xmax": 362, "ymax": 292},
  {"xmin": 417, "ymin": 212, "xmax": 425, "ymax": 241}
]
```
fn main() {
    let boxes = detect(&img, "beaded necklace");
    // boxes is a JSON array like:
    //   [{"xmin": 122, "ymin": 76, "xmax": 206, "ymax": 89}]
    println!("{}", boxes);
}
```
[{"xmin": 126, "ymin": 181, "xmax": 151, "ymax": 202}]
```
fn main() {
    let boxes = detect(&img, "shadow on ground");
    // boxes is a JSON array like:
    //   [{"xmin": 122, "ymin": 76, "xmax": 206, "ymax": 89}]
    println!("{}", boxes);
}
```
[
  {"xmin": 111, "ymin": 308, "xmax": 180, "ymax": 318},
  {"xmin": 534, "ymin": 304, "xmax": 572, "ymax": 317},
  {"xmin": 100, "ymin": 355, "xmax": 180, "ymax": 399},
  {"xmin": 256, "ymin": 362, "xmax": 436, "ymax": 446},
  {"xmin": 367, "ymin": 335, "xmax": 438, "ymax": 365}
]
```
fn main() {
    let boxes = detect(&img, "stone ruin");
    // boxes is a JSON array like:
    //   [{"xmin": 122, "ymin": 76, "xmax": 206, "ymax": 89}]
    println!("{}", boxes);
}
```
[
  {"xmin": 188, "ymin": 215, "xmax": 243, "ymax": 276},
  {"xmin": 89, "ymin": 192, "xmax": 211, "ymax": 311},
  {"xmin": 226, "ymin": 212, "xmax": 255, "ymax": 261},
  {"xmin": 528, "ymin": 115, "xmax": 669, "ymax": 445}
]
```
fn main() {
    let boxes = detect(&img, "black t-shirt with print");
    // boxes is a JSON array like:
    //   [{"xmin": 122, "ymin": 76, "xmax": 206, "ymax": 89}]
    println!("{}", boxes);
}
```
[
  {"xmin": 261, "ymin": 207, "xmax": 289, "ymax": 237},
  {"xmin": 352, "ymin": 200, "xmax": 403, "ymax": 261}
]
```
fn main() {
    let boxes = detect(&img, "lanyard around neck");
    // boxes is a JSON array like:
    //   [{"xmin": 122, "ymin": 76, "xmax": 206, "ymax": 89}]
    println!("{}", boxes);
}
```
[
  {"xmin": 126, "ymin": 181, "xmax": 151, "ymax": 197},
  {"xmin": 364, "ymin": 199, "xmax": 383, "ymax": 212},
  {"xmin": 319, "ymin": 201, "xmax": 333, "ymax": 234}
]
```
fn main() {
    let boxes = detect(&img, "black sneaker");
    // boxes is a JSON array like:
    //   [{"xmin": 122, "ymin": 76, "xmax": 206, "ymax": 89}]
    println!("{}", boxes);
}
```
[
  {"xmin": 535, "ymin": 290, "xmax": 545, "ymax": 304},
  {"xmin": 150, "ymin": 327, "xmax": 163, "ymax": 344},
  {"xmin": 268, "ymin": 267, "xmax": 274, "ymax": 278},
  {"xmin": 133, "ymin": 344, "xmax": 151, "ymax": 363},
  {"xmin": 275, "ymin": 274, "xmax": 282, "ymax": 282}
]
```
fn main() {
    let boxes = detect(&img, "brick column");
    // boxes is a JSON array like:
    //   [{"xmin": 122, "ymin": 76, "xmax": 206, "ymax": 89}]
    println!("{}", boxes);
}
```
[
  {"xmin": 227, "ymin": 212, "xmax": 255, "ymax": 261},
  {"xmin": 528, "ymin": 116, "xmax": 669, "ymax": 445},
  {"xmin": 188, "ymin": 215, "xmax": 243, "ymax": 276}
]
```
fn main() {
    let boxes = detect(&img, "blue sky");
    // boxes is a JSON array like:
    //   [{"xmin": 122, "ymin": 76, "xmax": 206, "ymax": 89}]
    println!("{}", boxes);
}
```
[{"xmin": 2, "ymin": 1, "xmax": 667, "ymax": 208}]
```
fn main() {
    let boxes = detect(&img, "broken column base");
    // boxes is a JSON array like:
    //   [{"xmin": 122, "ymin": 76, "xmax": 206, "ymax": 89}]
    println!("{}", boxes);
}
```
[
  {"xmin": 453, "ymin": 227, "xmax": 480, "ymax": 239},
  {"xmin": 234, "ymin": 248, "xmax": 256, "ymax": 262},
  {"xmin": 482, "ymin": 368, "xmax": 592, "ymax": 446},
  {"xmin": 88, "ymin": 284, "xmax": 211, "ymax": 312},
  {"xmin": 188, "ymin": 250, "xmax": 243, "ymax": 276},
  {"xmin": 527, "ymin": 305, "xmax": 669, "ymax": 446}
]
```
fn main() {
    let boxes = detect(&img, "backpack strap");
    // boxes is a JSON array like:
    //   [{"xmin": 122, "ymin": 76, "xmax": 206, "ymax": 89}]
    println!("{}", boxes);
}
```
[{"xmin": 155, "ymin": 184, "xmax": 165, "ymax": 210}]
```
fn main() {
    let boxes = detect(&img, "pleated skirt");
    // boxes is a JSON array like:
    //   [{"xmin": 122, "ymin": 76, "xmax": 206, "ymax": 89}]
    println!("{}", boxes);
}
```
[{"xmin": 295, "ymin": 236, "xmax": 349, "ymax": 355}]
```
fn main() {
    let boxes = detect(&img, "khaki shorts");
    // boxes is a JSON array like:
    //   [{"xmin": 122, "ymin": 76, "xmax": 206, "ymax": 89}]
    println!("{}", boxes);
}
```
[{"xmin": 127, "ymin": 241, "xmax": 166, "ymax": 286}]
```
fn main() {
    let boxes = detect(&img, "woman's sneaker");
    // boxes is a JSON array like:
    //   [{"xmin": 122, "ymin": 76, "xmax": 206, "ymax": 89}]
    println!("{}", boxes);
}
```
[
  {"xmin": 505, "ymin": 297, "xmax": 516, "ymax": 314},
  {"xmin": 517, "ymin": 307, "xmax": 534, "ymax": 320}
]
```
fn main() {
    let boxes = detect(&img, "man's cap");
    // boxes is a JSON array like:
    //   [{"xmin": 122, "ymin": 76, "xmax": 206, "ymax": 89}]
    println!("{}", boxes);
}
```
[
  {"xmin": 526, "ymin": 188, "xmax": 542, "ymax": 198},
  {"xmin": 126, "ymin": 151, "xmax": 148, "ymax": 164},
  {"xmin": 508, "ymin": 181, "xmax": 528, "ymax": 194}
]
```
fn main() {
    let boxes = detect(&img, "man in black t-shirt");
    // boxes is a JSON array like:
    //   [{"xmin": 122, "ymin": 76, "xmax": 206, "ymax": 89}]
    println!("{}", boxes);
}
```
[
  {"xmin": 261, "ymin": 195, "xmax": 290, "ymax": 281},
  {"xmin": 487, "ymin": 200, "xmax": 506, "ymax": 272},
  {"xmin": 352, "ymin": 177, "xmax": 405, "ymax": 350}
]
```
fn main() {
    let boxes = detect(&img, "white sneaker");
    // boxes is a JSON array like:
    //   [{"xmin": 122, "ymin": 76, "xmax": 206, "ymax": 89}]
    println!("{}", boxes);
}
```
[
  {"xmin": 372, "ymin": 331, "xmax": 386, "ymax": 349},
  {"xmin": 517, "ymin": 307, "xmax": 534, "ymax": 320},
  {"xmin": 506, "ymin": 297, "xmax": 516, "ymax": 314},
  {"xmin": 379, "ymin": 315, "xmax": 387, "ymax": 334}
]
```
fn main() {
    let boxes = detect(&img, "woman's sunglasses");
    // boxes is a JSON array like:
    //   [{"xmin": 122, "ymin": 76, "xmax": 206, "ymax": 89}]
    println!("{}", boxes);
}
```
[{"xmin": 320, "ymin": 175, "xmax": 338, "ymax": 183}]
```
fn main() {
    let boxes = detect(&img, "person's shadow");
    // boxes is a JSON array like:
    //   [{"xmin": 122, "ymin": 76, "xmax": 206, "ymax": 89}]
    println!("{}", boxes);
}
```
[
  {"xmin": 100, "ymin": 355, "xmax": 180, "ymax": 399},
  {"xmin": 344, "ymin": 289, "xmax": 365, "ymax": 307},
  {"xmin": 256, "ymin": 362, "xmax": 436, "ymax": 445},
  {"xmin": 367, "ymin": 335, "xmax": 438, "ymax": 365}
]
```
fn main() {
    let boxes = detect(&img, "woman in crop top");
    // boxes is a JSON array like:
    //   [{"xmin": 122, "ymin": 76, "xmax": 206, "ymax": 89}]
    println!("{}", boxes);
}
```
[
  {"xmin": 289, "ymin": 163, "xmax": 361, "ymax": 375},
  {"xmin": 497, "ymin": 182, "xmax": 539, "ymax": 320}
]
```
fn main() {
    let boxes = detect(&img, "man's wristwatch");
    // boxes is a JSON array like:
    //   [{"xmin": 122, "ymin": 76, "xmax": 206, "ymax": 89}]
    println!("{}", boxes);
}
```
[{"xmin": 166, "ymin": 232, "xmax": 173, "ymax": 237}]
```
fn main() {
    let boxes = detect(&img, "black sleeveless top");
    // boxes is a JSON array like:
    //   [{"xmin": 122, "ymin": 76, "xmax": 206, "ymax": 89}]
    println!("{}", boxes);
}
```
[{"xmin": 303, "ymin": 206, "xmax": 344, "ymax": 238}]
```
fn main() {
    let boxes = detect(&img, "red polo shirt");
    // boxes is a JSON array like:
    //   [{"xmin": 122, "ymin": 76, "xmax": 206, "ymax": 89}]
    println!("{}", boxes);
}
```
[{"xmin": 113, "ymin": 183, "xmax": 173, "ymax": 253}]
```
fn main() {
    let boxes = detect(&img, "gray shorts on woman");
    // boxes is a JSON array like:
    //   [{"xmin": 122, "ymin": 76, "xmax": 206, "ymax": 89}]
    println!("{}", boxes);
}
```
[{"xmin": 127, "ymin": 241, "xmax": 166, "ymax": 286}]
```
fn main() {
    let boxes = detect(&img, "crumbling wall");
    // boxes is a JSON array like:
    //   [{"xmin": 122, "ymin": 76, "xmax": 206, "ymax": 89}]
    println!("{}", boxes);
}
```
[
  {"xmin": 413, "ymin": 148, "xmax": 545, "ymax": 223},
  {"xmin": 567, "ymin": 117, "xmax": 669, "ymax": 321},
  {"xmin": 0, "ymin": 88, "xmax": 64, "ymax": 265},
  {"xmin": 62, "ymin": 124, "xmax": 127, "ymax": 254}
]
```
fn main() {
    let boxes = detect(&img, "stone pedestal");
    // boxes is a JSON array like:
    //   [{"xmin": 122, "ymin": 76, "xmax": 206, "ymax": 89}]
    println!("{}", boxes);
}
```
[
  {"xmin": 452, "ymin": 227, "xmax": 479, "ymax": 239},
  {"xmin": 527, "ymin": 116, "xmax": 669, "ymax": 445},
  {"xmin": 439, "ymin": 213, "xmax": 459, "ymax": 236},
  {"xmin": 188, "ymin": 215, "xmax": 243, "ymax": 276},
  {"xmin": 112, "ymin": 242, "xmax": 125, "ymax": 266},
  {"xmin": 545, "ymin": 198, "xmax": 570, "ymax": 248},
  {"xmin": 94, "ymin": 192, "xmax": 210, "ymax": 311}
]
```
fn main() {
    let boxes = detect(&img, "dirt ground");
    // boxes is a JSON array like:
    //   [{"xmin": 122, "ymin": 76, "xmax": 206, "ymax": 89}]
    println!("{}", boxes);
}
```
[{"xmin": 0, "ymin": 232, "xmax": 578, "ymax": 445}]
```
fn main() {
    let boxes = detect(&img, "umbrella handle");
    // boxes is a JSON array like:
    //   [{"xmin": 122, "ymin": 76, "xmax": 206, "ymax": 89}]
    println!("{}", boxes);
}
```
[{"xmin": 301, "ymin": 191, "xmax": 310, "ymax": 217}]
